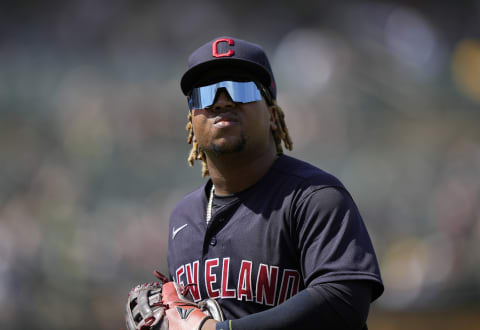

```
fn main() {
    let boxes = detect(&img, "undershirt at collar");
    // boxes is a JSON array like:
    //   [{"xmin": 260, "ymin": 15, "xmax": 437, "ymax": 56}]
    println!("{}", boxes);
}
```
[{"xmin": 212, "ymin": 193, "xmax": 238, "ymax": 208}]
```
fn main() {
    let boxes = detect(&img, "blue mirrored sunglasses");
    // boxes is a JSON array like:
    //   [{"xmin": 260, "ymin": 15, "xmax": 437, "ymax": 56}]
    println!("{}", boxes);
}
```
[{"xmin": 188, "ymin": 81, "xmax": 262, "ymax": 111}]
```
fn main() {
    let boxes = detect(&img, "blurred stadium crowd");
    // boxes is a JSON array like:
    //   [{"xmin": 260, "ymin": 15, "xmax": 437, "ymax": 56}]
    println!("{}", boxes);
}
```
[{"xmin": 1, "ymin": 1, "xmax": 479, "ymax": 329}]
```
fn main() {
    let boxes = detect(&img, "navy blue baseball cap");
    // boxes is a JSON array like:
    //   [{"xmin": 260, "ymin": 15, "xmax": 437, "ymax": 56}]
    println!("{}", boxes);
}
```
[{"xmin": 180, "ymin": 36, "xmax": 277, "ymax": 100}]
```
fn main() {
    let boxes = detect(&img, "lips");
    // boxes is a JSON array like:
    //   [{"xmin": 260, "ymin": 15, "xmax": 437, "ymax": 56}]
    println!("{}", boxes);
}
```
[{"xmin": 213, "ymin": 113, "xmax": 239, "ymax": 128}]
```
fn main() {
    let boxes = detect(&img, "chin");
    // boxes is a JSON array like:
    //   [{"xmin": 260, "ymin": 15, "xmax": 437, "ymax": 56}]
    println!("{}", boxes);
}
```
[{"xmin": 210, "ymin": 135, "xmax": 247, "ymax": 155}]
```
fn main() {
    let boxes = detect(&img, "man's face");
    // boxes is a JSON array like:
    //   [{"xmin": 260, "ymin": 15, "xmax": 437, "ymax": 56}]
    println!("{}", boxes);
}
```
[{"xmin": 190, "ymin": 85, "xmax": 276, "ymax": 157}]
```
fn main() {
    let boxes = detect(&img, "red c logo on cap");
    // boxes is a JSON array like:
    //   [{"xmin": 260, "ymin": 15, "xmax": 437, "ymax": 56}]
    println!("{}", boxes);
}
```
[{"xmin": 212, "ymin": 38, "xmax": 234, "ymax": 58}]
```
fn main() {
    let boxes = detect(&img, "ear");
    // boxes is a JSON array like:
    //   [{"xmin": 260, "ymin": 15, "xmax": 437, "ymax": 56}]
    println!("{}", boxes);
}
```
[{"xmin": 268, "ymin": 105, "xmax": 278, "ymax": 131}]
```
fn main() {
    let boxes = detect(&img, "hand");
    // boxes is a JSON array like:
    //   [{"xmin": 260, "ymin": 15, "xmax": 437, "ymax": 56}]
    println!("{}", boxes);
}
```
[{"xmin": 125, "ymin": 270, "xmax": 224, "ymax": 330}]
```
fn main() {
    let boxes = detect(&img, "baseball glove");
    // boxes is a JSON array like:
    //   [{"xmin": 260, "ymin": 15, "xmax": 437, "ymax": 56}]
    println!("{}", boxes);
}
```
[{"xmin": 125, "ymin": 270, "xmax": 224, "ymax": 330}]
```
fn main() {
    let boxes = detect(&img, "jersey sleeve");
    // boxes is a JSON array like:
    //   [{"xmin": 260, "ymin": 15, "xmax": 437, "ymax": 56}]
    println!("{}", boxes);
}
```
[
  {"xmin": 293, "ymin": 186, "xmax": 384, "ymax": 300},
  {"xmin": 216, "ymin": 280, "xmax": 372, "ymax": 330}
]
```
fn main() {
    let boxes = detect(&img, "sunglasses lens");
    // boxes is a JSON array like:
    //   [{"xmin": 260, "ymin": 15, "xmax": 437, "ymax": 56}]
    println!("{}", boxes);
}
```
[{"xmin": 188, "ymin": 81, "xmax": 262, "ymax": 110}]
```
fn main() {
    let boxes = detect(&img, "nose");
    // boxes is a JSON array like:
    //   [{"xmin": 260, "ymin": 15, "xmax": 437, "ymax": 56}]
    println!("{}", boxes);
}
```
[{"xmin": 210, "ymin": 89, "xmax": 235, "ymax": 111}]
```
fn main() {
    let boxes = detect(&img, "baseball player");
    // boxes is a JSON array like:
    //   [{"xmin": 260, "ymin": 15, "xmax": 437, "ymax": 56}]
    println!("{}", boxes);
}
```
[{"xmin": 125, "ymin": 36, "xmax": 383, "ymax": 330}]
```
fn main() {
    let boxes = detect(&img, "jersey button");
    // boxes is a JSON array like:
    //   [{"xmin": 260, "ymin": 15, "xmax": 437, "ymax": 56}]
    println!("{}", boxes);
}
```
[{"xmin": 210, "ymin": 237, "xmax": 217, "ymax": 246}]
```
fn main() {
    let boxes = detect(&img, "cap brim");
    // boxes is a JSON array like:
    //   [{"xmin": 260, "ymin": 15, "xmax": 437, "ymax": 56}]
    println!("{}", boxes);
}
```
[{"xmin": 180, "ymin": 58, "xmax": 271, "ymax": 96}]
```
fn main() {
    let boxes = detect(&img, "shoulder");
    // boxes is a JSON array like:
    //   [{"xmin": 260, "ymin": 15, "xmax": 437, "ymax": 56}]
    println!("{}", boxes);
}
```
[
  {"xmin": 272, "ymin": 155, "xmax": 347, "ymax": 192},
  {"xmin": 293, "ymin": 186, "xmax": 360, "ymax": 225},
  {"xmin": 251, "ymin": 155, "xmax": 357, "ymax": 221},
  {"xmin": 269, "ymin": 155, "xmax": 363, "ymax": 220},
  {"xmin": 170, "ymin": 183, "xmax": 208, "ymax": 218}
]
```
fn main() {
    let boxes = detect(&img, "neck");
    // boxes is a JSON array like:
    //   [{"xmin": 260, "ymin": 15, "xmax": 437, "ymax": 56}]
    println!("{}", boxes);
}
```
[{"xmin": 206, "ymin": 146, "xmax": 278, "ymax": 196}]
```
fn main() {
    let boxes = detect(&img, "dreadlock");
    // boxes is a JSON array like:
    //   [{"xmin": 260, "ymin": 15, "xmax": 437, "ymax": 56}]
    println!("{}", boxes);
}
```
[{"xmin": 186, "ymin": 100, "xmax": 293, "ymax": 177}]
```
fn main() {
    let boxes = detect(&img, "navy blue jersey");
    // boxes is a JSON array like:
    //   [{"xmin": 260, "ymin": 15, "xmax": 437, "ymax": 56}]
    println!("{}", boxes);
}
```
[{"xmin": 167, "ymin": 155, "xmax": 383, "ymax": 320}]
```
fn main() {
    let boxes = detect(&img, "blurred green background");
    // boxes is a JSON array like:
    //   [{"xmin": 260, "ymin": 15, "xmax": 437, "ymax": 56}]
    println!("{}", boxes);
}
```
[{"xmin": 1, "ymin": 0, "xmax": 479, "ymax": 329}]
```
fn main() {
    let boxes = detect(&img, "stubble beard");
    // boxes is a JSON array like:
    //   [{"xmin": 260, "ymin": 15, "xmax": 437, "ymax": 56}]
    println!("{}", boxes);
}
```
[{"xmin": 206, "ymin": 134, "xmax": 247, "ymax": 156}]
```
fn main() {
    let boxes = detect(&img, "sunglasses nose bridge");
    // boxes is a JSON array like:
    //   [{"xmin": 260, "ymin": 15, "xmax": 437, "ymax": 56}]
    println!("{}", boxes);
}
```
[{"xmin": 209, "ymin": 88, "xmax": 235, "ymax": 110}]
